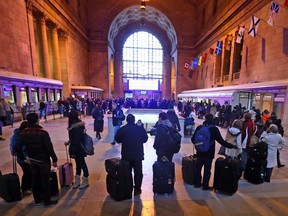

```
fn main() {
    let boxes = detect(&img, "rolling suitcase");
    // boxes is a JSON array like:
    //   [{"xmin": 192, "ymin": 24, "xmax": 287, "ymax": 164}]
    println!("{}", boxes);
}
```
[
  {"xmin": 50, "ymin": 170, "xmax": 59, "ymax": 197},
  {"xmin": 153, "ymin": 160, "xmax": 175, "ymax": 194},
  {"xmin": 0, "ymin": 156, "xmax": 22, "ymax": 202},
  {"xmin": 213, "ymin": 157, "xmax": 241, "ymax": 195},
  {"xmin": 105, "ymin": 158, "xmax": 133, "ymax": 201},
  {"xmin": 248, "ymin": 141, "xmax": 268, "ymax": 160},
  {"xmin": 182, "ymin": 147, "xmax": 197, "ymax": 185},
  {"xmin": 59, "ymin": 145, "xmax": 74, "ymax": 187},
  {"xmin": 244, "ymin": 157, "xmax": 267, "ymax": 184}
]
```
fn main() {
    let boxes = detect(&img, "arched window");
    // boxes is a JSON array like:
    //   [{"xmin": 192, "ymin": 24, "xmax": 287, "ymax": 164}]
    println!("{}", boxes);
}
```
[{"xmin": 122, "ymin": 31, "xmax": 163, "ymax": 90}]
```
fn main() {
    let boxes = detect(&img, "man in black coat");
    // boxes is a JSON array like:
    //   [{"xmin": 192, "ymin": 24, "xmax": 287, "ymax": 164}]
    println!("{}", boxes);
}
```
[
  {"xmin": 191, "ymin": 113, "xmax": 236, "ymax": 190},
  {"xmin": 16, "ymin": 113, "xmax": 58, "ymax": 206},
  {"xmin": 115, "ymin": 114, "xmax": 148, "ymax": 196}
]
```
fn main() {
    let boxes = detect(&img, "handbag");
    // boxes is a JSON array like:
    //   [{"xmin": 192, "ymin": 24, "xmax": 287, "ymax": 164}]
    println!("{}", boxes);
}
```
[{"xmin": 81, "ymin": 133, "xmax": 94, "ymax": 156}]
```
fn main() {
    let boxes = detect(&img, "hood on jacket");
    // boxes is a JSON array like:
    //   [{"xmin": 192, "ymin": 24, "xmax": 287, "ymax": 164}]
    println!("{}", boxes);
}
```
[
  {"xmin": 68, "ymin": 121, "xmax": 85, "ymax": 131},
  {"xmin": 158, "ymin": 119, "xmax": 173, "ymax": 128},
  {"xmin": 228, "ymin": 127, "xmax": 241, "ymax": 136}
]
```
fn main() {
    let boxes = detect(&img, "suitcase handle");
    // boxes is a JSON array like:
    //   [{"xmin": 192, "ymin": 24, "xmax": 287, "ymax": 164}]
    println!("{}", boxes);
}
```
[
  {"xmin": 12, "ymin": 155, "xmax": 17, "ymax": 174},
  {"xmin": 65, "ymin": 144, "xmax": 72, "ymax": 163}
]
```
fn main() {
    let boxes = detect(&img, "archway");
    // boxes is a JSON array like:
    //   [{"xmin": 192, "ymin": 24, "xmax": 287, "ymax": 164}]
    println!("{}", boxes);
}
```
[{"xmin": 108, "ymin": 5, "xmax": 178, "ymax": 98}]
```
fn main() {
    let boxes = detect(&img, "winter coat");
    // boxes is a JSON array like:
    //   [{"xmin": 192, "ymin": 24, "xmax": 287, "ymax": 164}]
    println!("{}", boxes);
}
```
[
  {"xmin": 260, "ymin": 131, "xmax": 286, "ymax": 168},
  {"xmin": 17, "ymin": 125, "xmax": 57, "ymax": 163},
  {"xmin": 153, "ymin": 119, "xmax": 174, "ymax": 157},
  {"xmin": 191, "ymin": 120, "xmax": 236, "ymax": 159},
  {"xmin": 167, "ymin": 110, "xmax": 181, "ymax": 131},
  {"xmin": 115, "ymin": 122, "xmax": 148, "ymax": 160},
  {"xmin": 241, "ymin": 119, "xmax": 256, "ymax": 149},
  {"xmin": 68, "ymin": 121, "xmax": 86, "ymax": 158},
  {"xmin": 225, "ymin": 127, "xmax": 242, "ymax": 157},
  {"xmin": 112, "ymin": 107, "xmax": 125, "ymax": 126},
  {"xmin": 92, "ymin": 107, "xmax": 104, "ymax": 132}
]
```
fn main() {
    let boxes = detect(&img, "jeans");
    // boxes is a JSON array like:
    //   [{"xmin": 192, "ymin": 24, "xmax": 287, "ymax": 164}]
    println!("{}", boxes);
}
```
[
  {"xmin": 30, "ymin": 161, "xmax": 51, "ymax": 203},
  {"xmin": 75, "ymin": 157, "xmax": 89, "ymax": 177},
  {"xmin": 265, "ymin": 167, "xmax": 273, "ymax": 182},
  {"xmin": 113, "ymin": 125, "xmax": 120, "ymax": 142},
  {"xmin": 194, "ymin": 157, "xmax": 213, "ymax": 188},
  {"xmin": 39, "ymin": 109, "xmax": 46, "ymax": 120},
  {"xmin": 18, "ymin": 162, "xmax": 32, "ymax": 192},
  {"xmin": 241, "ymin": 149, "xmax": 249, "ymax": 171}
]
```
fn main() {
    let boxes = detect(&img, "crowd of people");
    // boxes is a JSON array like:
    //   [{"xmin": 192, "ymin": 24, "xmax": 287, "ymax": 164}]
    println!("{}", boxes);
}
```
[{"xmin": 2, "ymin": 96, "xmax": 287, "ymax": 205}]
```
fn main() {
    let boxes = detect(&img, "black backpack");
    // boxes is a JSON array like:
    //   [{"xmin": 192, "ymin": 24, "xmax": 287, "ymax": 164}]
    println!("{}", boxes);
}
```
[{"xmin": 162, "ymin": 125, "xmax": 182, "ymax": 153}]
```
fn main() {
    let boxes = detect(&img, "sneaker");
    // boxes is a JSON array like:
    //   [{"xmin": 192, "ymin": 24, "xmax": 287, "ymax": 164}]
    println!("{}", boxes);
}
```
[
  {"xmin": 43, "ymin": 200, "xmax": 58, "ymax": 207},
  {"xmin": 134, "ymin": 189, "xmax": 142, "ymax": 196}
]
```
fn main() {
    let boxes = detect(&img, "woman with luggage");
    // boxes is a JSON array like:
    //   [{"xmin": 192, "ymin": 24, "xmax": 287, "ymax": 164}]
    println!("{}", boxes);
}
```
[
  {"xmin": 65, "ymin": 110, "xmax": 89, "ymax": 189},
  {"xmin": 260, "ymin": 124, "xmax": 286, "ymax": 182},
  {"xmin": 224, "ymin": 119, "xmax": 243, "ymax": 158},
  {"xmin": 10, "ymin": 120, "xmax": 32, "ymax": 196}
]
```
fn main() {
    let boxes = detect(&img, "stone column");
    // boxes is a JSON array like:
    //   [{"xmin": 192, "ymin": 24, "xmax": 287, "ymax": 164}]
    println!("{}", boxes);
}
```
[
  {"xmin": 58, "ymin": 30, "xmax": 69, "ymax": 97},
  {"xmin": 51, "ymin": 25, "xmax": 61, "ymax": 80},
  {"xmin": 40, "ymin": 15, "xmax": 52, "ymax": 79},
  {"xmin": 26, "ymin": 0, "xmax": 38, "ymax": 76},
  {"xmin": 283, "ymin": 87, "xmax": 288, "ymax": 129}
]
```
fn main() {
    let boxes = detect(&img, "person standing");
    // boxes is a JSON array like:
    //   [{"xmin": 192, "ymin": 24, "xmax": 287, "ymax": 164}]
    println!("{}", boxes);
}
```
[
  {"xmin": 10, "ymin": 121, "xmax": 32, "ymax": 195},
  {"xmin": 115, "ymin": 114, "xmax": 148, "ymax": 196},
  {"xmin": 39, "ymin": 100, "xmax": 46, "ymax": 121},
  {"xmin": 167, "ymin": 108, "xmax": 181, "ymax": 132},
  {"xmin": 111, "ymin": 103, "xmax": 125, "ymax": 145},
  {"xmin": 241, "ymin": 112, "xmax": 256, "ymax": 171},
  {"xmin": 260, "ymin": 124, "xmax": 286, "ymax": 182},
  {"xmin": 15, "ymin": 113, "xmax": 58, "ymax": 207},
  {"xmin": 274, "ymin": 119, "xmax": 285, "ymax": 168},
  {"xmin": 0, "ymin": 120, "xmax": 4, "ymax": 141},
  {"xmin": 65, "ymin": 110, "xmax": 89, "ymax": 189},
  {"xmin": 0, "ymin": 98, "xmax": 7, "ymax": 126},
  {"xmin": 153, "ymin": 112, "xmax": 175, "ymax": 162},
  {"xmin": 191, "ymin": 114, "xmax": 237, "ymax": 190},
  {"xmin": 92, "ymin": 104, "xmax": 104, "ymax": 139},
  {"xmin": 224, "ymin": 119, "xmax": 243, "ymax": 158}
]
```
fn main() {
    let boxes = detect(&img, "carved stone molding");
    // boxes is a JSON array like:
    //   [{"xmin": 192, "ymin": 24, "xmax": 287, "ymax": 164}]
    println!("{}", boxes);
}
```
[
  {"xmin": 25, "ymin": 0, "xmax": 34, "ymax": 14},
  {"xmin": 58, "ymin": 29, "xmax": 68, "ymax": 40}
]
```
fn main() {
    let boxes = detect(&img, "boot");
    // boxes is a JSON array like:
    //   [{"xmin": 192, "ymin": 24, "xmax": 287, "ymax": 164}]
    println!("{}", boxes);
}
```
[
  {"xmin": 72, "ymin": 175, "xmax": 80, "ymax": 189},
  {"xmin": 79, "ymin": 177, "xmax": 89, "ymax": 189}
]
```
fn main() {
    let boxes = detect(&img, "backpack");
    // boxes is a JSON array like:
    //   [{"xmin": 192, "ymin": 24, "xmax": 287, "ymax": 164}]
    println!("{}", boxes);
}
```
[
  {"xmin": 193, "ymin": 125, "xmax": 213, "ymax": 152},
  {"xmin": 81, "ymin": 133, "xmax": 94, "ymax": 156},
  {"xmin": 162, "ymin": 125, "xmax": 182, "ymax": 153}
]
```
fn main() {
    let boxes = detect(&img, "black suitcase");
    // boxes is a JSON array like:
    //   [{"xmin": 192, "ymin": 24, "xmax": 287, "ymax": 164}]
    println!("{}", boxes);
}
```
[
  {"xmin": 182, "ymin": 155, "xmax": 196, "ymax": 185},
  {"xmin": 153, "ymin": 161, "xmax": 175, "ymax": 194},
  {"xmin": 249, "ymin": 141, "xmax": 268, "ymax": 160},
  {"xmin": 213, "ymin": 157, "xmax": 241, "ymax": 195},
  {"xmin": 244, "ymin": 157, "xmax": 267, "ymax": 184},
  {"xmin": 105, "ymin": 158, "xmax": 133, "ymax": 201},
  {"xmin": 50, "ymin": 171, "xmax": 59, "ymax": 197},
  {"xmin": 0, "ymin": 157, "xmax": 22, "ymax": 202}
]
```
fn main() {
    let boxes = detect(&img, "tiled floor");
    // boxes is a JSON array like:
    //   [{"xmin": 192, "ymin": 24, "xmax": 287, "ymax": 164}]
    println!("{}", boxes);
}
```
[{"xmin": 0, "ymin": 114, "xmax": 287, "ymax": 216}]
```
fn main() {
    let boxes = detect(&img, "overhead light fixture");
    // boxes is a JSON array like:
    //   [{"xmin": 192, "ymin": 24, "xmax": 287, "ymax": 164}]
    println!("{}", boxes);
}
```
[{"xmin": 140, "ymin": 0, "xmax": 146, "ymax": 10}]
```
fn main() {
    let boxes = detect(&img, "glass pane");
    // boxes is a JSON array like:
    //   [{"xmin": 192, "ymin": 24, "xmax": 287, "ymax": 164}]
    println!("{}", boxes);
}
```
[{"xmin": 123, "ymin": 31, "xmax": 163, "ymax": 82}]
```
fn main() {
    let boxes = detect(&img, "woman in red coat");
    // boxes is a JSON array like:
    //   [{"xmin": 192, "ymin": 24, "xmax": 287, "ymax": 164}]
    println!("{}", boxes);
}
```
[{"xmin": 241, "ymin": 112, "xmax": 256, "ymax": 171}]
